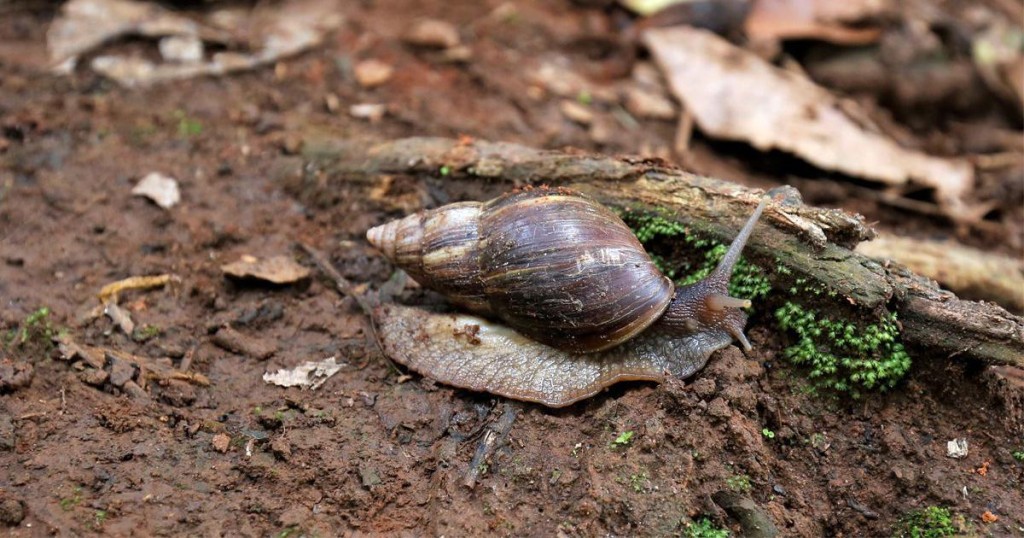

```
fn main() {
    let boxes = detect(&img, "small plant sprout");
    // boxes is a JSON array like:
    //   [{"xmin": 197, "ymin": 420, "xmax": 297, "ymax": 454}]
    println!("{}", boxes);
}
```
[
  {"xmin": 5, "ymin": 306, "xmax": 61, "ymax": 350},
  {"xmin": 893, "ymin": 505, "xmax": 964, "ymax": 537},
  {"xmin": 612, "ymin": 431, "xmax": 635, "ymax": 447},
  {"xmin": 439, "ymin": 165, "xmax": 452, "ymax": 176},
  {"xmin": 1012, "ymin": 450, "xmax": 1024, "ymax": 462},
  {"xmin": 726, "ymin": 474, "xmax": 752, "ymax": 493},
  {"xmin": 684, "ymin": 517, "xmax": 730, "ymax": 538},
  {"xmin": 762, "ymin": 428, "xmax": 775, "ymax": 439}
]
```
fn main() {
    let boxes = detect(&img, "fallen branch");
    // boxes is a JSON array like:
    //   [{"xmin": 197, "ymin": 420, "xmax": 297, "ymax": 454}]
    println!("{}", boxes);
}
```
[{"xmin": 283, "ymin": 137, "xmax": 1023, "ymax": 369}]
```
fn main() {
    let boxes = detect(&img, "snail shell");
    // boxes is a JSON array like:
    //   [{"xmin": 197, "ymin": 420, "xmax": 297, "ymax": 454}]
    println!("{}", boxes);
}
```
[
  {"xmin": 366, "ymin": 190, "xmax": 673, "ymax": 353},
  {"xmin": 367, "ymin": 189, "xmax": 766, "ymax": 407}
]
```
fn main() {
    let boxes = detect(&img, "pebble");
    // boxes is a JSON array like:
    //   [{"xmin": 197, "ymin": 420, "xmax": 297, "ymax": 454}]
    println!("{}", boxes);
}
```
[
  {"xmin": 350, "ymin": 103, "xmax": 387, "ymax": 123},
  {"xmin": 0, "ymin": 497, "xmax": 24, "ymax": 526},
  {"xmin": 108, "ymin": 355, "xmax": 136, "ymax": 387},
  {"xmin": 354, "ymin": 59, "xmax": 394, "ymax": 88},
  {"xmin": 403, "ymin": 19, "xmax": 460, "ymax": 49},
  {"xmin": 707, "ymin": 397, "xmax": 732, "ymax": 420}
]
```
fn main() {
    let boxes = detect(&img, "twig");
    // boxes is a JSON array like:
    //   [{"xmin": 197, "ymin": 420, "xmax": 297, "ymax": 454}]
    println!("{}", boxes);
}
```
[
  {"xmin": 464, "ymin": 402, "xmax": 520, "ymax": 489},
  {"xmin": 298, "ymin": 241, "xmax": 388, "ymax": 362}
]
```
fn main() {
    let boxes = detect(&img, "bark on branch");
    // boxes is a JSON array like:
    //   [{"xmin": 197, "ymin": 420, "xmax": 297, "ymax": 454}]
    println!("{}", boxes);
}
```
[{"xmin": 285, "ymin": 137, "xmax": 1023, "ymax": 368}]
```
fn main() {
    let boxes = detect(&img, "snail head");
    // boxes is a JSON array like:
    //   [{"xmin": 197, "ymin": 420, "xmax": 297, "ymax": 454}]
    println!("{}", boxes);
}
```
[{"xmin": 659, "ymin": 198, "xmax": 767, "ymax": 352}]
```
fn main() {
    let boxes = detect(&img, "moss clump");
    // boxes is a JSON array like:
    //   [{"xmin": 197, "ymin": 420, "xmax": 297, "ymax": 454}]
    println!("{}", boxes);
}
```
[
  {"xmin": 622, "ymin": 210, "xmax": 770, "ymax": 302},
  {"xmin": 725, "ymin": 474, "xmax": 752, "ymax": 493},
  {"xmin": 626, "ymin": 211, "xmax": 689, "ymax": 244},
  {"xmin": 624, "ymin": 208, "xmax": 912, "ymax": 398},
  {"xmin": 775, "ymin": 301, "xmax": 911, "ymax": 396},
  {"xmin": 684, "ymin": 517, "xmax": 730, "ymax": 538},
  {"xmin": 678, "ymin": 244, "xmax": 771, "ymax": 301},
  {"xmin": 893, "ymin": 506, "xmax": 964, "ymax": 538}
]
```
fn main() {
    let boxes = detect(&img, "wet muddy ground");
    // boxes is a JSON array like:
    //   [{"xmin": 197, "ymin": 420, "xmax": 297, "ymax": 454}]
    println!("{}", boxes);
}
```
[{"xmin": 1, "ymin": 1, "xmax": 1023, "ymax": 536}]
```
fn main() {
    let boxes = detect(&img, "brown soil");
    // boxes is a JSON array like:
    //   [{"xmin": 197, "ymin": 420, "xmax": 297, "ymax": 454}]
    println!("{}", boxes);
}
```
[{"xmin": 1, "ymin": 1, "xmax": 1022, "ymax": 536}]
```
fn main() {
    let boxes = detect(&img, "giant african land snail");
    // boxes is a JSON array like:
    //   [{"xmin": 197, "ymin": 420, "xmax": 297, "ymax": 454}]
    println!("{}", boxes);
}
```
[{"xmin": 367, "ymin": 188, "xmax": 766, "ymax": 407}]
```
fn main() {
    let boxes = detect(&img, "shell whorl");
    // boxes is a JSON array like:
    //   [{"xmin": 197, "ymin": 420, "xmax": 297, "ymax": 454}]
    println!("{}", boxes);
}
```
[
  {"xmin": 367, "ymin": 190, "xmax": 674, "ymax": 353},
  {"xmin": 367, "ymin": 201, "xmax": 490, "ymax": 313}
]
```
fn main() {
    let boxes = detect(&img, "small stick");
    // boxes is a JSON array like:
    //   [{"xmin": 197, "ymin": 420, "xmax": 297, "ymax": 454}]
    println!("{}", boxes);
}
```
[
  {"xmin": 463, "ymin": 402, "xmax": 520, "ymax": 489},
  {"xmin": 298, "ymin": 241, "xmax": 392, "ymax": 364}
]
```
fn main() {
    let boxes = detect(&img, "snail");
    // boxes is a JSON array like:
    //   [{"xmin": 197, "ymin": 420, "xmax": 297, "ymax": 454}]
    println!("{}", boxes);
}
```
[{"xmin": 366, "ymin": 188, "xmax": 766, "ymax": 407}]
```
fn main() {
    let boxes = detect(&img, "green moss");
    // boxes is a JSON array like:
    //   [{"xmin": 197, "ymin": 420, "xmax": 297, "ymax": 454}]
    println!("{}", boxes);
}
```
[
  {"xmin": 621, "ymin": 210, "xmax": 770, "ymax": 302},
  {"xmin": 623, "ymin": 208, "xmax": 911, "ymax": 398},
  {"xmin": 174, "ymin": 110, "xmax": 203, "ymax": 138},
  {"xmin": 1012, "ymin": 450, "xmax": 1024, "ymax": 461},
  {"xmin": 677, "ymin": 244, "xmax": 771, "ymax": 301},
  {"xmin": 684, "ymin": 517, "xmax": 730, "ymax": 538},
  {"xmin": 725, "ymin": 474, "xmax": 752, "ymax": 493},
  {"xmin": 629, "ymin": 471, "xmax": 649, "ymax": 492},
  {"xmin": 775, "ymin": 301, "xmax": 911, "ymax": 396},
  {"xmin": 132, "ymin": 324, "xmax": 162, "ymax": 342},
  {"xmin": 624, "ymin": 211, "xmax": 689, "ymax": 244},
  {"xmin": 893, "ymin": 506, "xmax": 963, "ymax": 538}
]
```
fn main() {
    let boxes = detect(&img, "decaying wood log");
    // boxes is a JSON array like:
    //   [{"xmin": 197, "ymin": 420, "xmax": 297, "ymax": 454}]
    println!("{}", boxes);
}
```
[{"xmin": 283, "ymin": 137, "xmax": 1023, "ymax": 369}]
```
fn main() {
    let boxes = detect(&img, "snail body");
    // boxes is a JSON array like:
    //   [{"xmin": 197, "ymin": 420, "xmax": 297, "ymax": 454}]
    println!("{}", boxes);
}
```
[{"xmin": 367, "ymin": 189, "xmax": 766, "ymax": 407}]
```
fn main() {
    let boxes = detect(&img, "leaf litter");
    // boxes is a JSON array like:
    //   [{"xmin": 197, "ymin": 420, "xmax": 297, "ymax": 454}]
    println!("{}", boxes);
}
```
[
  {"xmin": 263, "ymin": 357, "xmax": 345, "ymax": 390},
  {"xmin": 47, "ymin": 0, "xmax": 344, "ymax": 87},
  {"xmin": 644, "ymin": 25, "xmax": 977, "ymax": 220}
]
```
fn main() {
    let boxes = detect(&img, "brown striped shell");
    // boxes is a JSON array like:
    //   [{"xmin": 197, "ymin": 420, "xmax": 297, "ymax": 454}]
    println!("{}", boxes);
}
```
[{"xmin": 366, "ymin": 190, "xmax": 674, "ymax": 353}]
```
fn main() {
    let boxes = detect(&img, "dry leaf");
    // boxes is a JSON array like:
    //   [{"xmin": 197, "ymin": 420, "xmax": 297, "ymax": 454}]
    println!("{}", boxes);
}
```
[
  {"xmin": 221, "ymin": 255, "xmax": 311, "ymax": 284},
  {"xmin": 644, "ymin": 26, "xmax": 974, "ymax": 218},
  {"xmin": 132, "ymin": 172, "xmax": 180, "ymax": 209},
  {"xmin": 47, "ymin": 0, "xmax": 343, "ymax": 86},
  {"xmin": 263, "ymin": 357, "xmax": 345, "ymax": 390},
  {"xmin": 745, "ymin": 0, "xmax": 886, "ymax": 45}
]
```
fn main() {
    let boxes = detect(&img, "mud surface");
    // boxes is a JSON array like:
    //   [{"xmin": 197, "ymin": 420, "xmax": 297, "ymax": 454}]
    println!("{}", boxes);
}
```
[{"xmin": 1, "ymin": 1, "xmax": 1023, "ymax": 536}]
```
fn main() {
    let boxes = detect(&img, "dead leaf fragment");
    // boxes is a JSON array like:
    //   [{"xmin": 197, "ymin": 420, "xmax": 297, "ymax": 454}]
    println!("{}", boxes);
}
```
[
  {"xmin": 263, "ymin": 356, "xmax": 345, "ymax": 390},
  {"xmin": 559, "ymin": 100, "xmax": 594, "ymax": 125},
  {"xmin": 745, "ymin": 0, "xmax": 886, "ymax": 45},
  {"xmin": 132, "ymin": 172, "xmax": 180, "ymax": 209},
  {"xmin": 48, "ymin": 0, "xmax": 344, "ymax": 86},
  {"xmin": 946, "ymin": 438, "xmax": 968, "ymax": 459},
  {"xmin": 981, "ymin": 511, "xmax": 999, "ymax": 523},
  {"xmin": 221, "ymin": 255, "xmax": 310, "ymax": 284},
  {"xmin": 644, "ymin": 26, "xmax": 974, "ymax": 218}
]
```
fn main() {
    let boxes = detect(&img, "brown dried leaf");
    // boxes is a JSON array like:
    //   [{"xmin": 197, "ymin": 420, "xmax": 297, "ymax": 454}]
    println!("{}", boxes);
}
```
[
  {"xmin": 644, "ymin": 26, "xmax": 974, "ymax": 218},
  {"xmin": 221, "ymin": 255, "xmax": 310, "ymax": 285},
  {"xmin": 745, "ymin": 0, "xmax": 886, "ymax": 45},
  {"xmin": 47, "ymin": 0, "xmax": 344, "ymax": 86}
]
